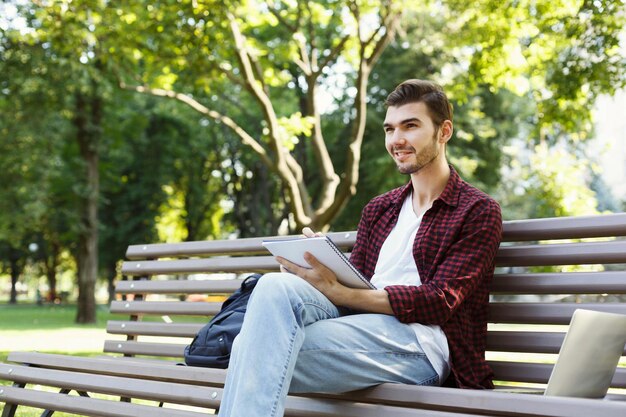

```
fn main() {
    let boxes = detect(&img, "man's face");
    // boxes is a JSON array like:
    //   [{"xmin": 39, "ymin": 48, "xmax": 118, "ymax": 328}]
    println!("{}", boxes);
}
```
[{"xmin": 383, "ymin": 102, "xmax": 442, "ymax": 175}]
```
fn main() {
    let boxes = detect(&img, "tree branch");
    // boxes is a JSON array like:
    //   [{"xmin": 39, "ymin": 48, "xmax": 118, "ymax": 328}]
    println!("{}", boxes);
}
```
[
  {"xmin": 227, "ymin": 12, "xmax": 313, "ymax": 227},
  {"xmin": 120, "ymin": 82, "xmax": 274, "ymax": 168},
  {"xmin": 315, "ymin": 34, "xmax": 351, "ymax": 76}
]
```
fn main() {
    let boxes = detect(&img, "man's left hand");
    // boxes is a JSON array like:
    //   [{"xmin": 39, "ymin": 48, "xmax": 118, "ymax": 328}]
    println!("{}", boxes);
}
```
[{"xmin": 275, "ymin": 252, "xmax": 348, "ymax": 305}]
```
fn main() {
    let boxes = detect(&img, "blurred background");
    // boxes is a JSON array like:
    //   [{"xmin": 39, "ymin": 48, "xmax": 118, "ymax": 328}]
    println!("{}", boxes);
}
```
[{"xmin": 0, "ymin": 0, "xmax": 625, "ymax": 322}]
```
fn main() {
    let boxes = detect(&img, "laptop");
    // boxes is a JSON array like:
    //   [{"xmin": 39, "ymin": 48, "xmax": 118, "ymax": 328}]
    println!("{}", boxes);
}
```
[{"xmin": 502, "ymin": 309, "xmax": 626, "ymax": 398}]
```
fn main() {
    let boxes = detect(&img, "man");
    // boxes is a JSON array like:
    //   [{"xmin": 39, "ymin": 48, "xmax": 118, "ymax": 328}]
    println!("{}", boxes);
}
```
[{"xmin": 218, "ymin": 79, "xmax": 502, "ymax": 417}]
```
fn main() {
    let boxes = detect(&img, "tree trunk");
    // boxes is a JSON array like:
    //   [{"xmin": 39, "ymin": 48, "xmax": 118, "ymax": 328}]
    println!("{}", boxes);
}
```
[
  {"xmin": 9, "ymin": 253, "xmax": 20, "ymax": 304},
  {"xmin": 105, "ymin": 261, "xmax": 117, "ymax": 304},
  {"xmin": 44, "ymin": 240, "xmax": 60, "ymax": 302},
  {"xmin": 73, "ymin": 87, "xmax": 101, "ymax": 324}
]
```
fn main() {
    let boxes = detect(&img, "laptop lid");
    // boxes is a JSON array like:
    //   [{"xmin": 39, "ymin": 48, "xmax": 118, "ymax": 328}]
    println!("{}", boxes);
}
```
[{"xmin": 544, "ymin": 309, "xmax": 626, "ymax": 398}]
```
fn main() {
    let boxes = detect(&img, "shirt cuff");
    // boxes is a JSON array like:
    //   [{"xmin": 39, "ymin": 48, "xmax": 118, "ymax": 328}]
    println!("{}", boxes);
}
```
[{"xmin": 384, "ymin": 285, "xmax": 416, "ymax": 323}]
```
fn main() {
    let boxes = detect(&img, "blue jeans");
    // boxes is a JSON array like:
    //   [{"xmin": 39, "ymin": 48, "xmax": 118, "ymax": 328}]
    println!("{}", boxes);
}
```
[{"xmin": 218, "ymin": 273, "xmax": 438, "ymax": 417}]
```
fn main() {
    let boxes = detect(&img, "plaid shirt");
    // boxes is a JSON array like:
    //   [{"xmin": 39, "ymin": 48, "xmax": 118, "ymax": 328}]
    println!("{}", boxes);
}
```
[{"xmin": 349, "ymin": 166, "xmax": 502, "ymax": 389}]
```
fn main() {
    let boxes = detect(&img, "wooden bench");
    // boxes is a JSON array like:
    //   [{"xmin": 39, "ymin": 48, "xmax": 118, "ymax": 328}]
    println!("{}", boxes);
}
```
[{"xmin": 2, "ymin": 213, "xmax": 626, "ymax": 417}]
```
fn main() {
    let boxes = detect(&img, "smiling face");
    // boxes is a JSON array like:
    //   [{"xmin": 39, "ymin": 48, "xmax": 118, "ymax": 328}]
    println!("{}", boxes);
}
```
[{"xmin": 383, "ymin": 102, "xmax": 450, "ymax": 175}]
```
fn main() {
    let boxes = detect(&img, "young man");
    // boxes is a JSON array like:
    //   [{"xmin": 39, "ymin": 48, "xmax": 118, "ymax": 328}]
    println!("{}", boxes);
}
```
[{"xmin": 218, "ymin": 79, "xmax": 502, "ymax": 417}]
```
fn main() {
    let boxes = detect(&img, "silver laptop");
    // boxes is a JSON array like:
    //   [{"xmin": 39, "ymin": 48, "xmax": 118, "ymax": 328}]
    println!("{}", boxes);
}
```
[{"xmin": 502, "ymin": 309, "xmax": 626, "ymax": 398}]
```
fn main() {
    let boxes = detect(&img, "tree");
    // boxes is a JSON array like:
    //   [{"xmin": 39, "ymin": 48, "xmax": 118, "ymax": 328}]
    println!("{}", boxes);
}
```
[
  {"xmin": 335, "ymin": 0, "xmax": 625, "ymax": 226},
  {"xmin": 113, "ymin": 0, "xmax": 402, "ymax": 231},
  {"xmin": 1, "ymin": 1, "xmax": 118, "ymax": 321}
]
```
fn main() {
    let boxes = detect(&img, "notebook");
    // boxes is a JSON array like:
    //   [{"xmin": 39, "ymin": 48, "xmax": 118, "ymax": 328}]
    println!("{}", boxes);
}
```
[
  {"xmin": 262, "ymin": 236, "xmax": 375, "ymax": 289},
  {"xmin": 502, "ymin": 309, "xmax": 626, "ymax": 398}
]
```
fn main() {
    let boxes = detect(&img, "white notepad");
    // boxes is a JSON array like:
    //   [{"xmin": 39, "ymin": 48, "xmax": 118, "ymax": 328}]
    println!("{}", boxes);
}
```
[{"xmin": 262, "ymin": 236, "xmax": 375, "ymax": 289}]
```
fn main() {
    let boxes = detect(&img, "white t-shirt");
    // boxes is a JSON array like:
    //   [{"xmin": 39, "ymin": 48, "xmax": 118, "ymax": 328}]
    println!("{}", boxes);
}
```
[{"xmin": 370, "ymin": 192, "xmax": 451, "ymax": 383}]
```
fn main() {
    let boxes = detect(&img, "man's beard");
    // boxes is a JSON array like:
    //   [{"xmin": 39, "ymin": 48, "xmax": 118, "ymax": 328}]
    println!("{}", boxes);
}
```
[{"xmin": 394, "ymin": 134, "xmax": 439, "ymax": 174}]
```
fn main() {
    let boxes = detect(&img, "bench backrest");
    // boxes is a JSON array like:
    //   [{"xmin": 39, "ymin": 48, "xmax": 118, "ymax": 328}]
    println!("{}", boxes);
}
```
[{"xmin": 107, "ymin": 213, "xmax": 626, "ymax": 390}]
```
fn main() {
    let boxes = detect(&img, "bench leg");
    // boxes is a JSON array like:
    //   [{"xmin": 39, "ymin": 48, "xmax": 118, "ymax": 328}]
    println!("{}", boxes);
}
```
[{"xmin": 1, "ymin": 382, "xmax": 25, "ymax": 417}]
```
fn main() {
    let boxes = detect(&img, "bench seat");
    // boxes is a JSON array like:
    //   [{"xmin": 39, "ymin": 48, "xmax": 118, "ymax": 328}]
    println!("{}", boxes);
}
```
[{"xmin": 2, "ymin": 213, "xmax": 626, "ymax": 416}]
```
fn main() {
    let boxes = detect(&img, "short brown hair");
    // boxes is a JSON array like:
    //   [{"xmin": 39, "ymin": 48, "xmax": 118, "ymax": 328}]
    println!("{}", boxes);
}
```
[{"xmin": 385, "ymin": 79, "xmax": 453, "ymax": 127}]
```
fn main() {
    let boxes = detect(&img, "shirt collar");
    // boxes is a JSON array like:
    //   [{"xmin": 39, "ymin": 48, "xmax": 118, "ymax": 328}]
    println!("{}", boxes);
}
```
[{"xmin": 393, "ymin": 165, "xmax": 461, "ymax": 209}]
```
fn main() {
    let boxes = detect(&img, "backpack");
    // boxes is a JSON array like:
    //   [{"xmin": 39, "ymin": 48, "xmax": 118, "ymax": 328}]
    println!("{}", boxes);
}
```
[{"xmin": 184, "ymin": 273, "xmax": 262, "ymax": 368}]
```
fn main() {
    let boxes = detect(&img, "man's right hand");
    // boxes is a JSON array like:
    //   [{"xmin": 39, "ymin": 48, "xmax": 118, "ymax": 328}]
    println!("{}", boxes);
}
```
[{"xmin": 302, "ymin": 227, "xmax": 324, "ymax": 238}]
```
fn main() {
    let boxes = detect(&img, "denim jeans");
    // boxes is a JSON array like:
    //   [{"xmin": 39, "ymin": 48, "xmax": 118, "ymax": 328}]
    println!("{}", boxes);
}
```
[{"xmin": 218, "ymin": 272, "xmax": 438, "ymax": 417}]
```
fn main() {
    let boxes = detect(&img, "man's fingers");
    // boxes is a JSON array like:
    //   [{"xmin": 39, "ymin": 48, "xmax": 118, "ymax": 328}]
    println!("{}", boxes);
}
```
[
  {"xmin": 303, "ymin": 252, "xmax": 329, "ymax": 272},
  {"xmin": 302, "ymin": 227, "xmax": 324, "ymax": 238},
  {"xmin": 276, "ymin": 256, "xmax": 304, "ymax": 275}
]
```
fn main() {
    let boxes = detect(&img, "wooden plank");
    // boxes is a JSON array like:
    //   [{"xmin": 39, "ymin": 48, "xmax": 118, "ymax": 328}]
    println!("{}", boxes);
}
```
[
  {"xmin": 121, "ymin": 256, "xmax": 279, "ymax": 275},
  {"xmin": 107, "ymin": 321, "xmax": 202, "ymax": 337},
  {"xmin": 115, "ymin": 279, "xmax": 242, "ymax": 294},
  {"xmin": 124, "ymin": 214, "xmax": 626, "ymax": 260},
  {"xmin": 487, "ymin": 331, "xmax": 565, "ymax": 354},
  {"xmin": 501, "ymin": 213, "xmax": 626, "ymax": 242},
  {"xmin": 490, "ymin": 361, "xmax": 626, "ymax": 388},
  {"xmin": 0, "ymin": 385, "xmax": 208, "ymax": 417},
  {"xmin": 495, "ymin": 240, "xmax": 626, "ymax": 267},
  {"xmin": 103, "ymin": 340, "xmax": 185, "ymax": 357},
  {"xmin": 330, "ymin": 382, "xmax": 626, "ymax": 417},
  {"xmin": 125, "ymin": 231, "xmax": 358, "ymax": 260},
  {"xmin": 109, "ymin": 301, "xmax": 221, "ymax": 316},
  {"xmin": 121, "ymin": 240, "xmax": 626, "ymax": 275},
  {"xmin": 489, "ymin": 303, "xmax": 626, "ymax": 324},
  {"xmin": 492, "ymin": 271, "xmax": 626, "ymax": 294},
  {"xmin": 0, "ymin": 363, "xmax": 219, "ymax": 408},
  {"xmin": 117, "ymin": 271, "xmax": 626, "ymax": 295},
  {"xmin": 487, "ymin": 330, "xmax": 625, "ymax": 355},
  {"xmin": 6, "ymin": 352, "xmax": 226, "ymax": 386}
]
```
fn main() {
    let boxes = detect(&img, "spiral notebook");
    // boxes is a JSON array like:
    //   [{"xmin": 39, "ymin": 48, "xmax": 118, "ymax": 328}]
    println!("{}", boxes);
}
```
[{"xmin": 262, "ymin": 236, "xmax": 375, "ymax": 289}]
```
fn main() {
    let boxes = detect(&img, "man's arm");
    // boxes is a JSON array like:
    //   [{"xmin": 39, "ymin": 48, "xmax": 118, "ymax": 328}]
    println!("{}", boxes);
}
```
[
  {"xmin": 275, "ymin": 253, "xmax": 394, "ymax": 314},
  {"xmin": 384, "ymin": 199, "xmax": 502, "ymax": 325}
]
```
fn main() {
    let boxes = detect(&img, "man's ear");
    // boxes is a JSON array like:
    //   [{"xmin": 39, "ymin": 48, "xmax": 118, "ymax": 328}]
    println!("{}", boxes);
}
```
[{"xmin": 439, "ymin": 120, "xmax": 453, "ymax": 144}]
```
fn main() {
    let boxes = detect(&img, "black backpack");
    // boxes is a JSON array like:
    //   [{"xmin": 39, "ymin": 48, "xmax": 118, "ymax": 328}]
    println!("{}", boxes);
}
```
[{"xmin": 184, "ymin": 273, "xmax": 262, "ymax": 368}]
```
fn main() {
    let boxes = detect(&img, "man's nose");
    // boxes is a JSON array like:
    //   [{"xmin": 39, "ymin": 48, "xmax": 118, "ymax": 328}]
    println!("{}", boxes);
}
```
[{"xmin": 389, "ymin": 130, "xmax": 406, "ymax": 145}]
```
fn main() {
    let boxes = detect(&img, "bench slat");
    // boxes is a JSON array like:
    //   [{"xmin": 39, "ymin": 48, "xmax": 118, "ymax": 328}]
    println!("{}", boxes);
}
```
[
  {"xmin": 495, "ymin": 240, "xmax": 626, "ymax": 267},
  {"xmin": 332, "ymin": 382, "xmax": 626, "ymax": 417},
  {"xmin": 123, "ymin": 214, "xmax": 626, "ymax": 260},
  {"xmin": 121, "ymin": 240, "xmax": 626, "ymax": 276},
  {"xmin": 115, "ymin": 279, "xmax": 244, "ymax": 294},
  {"xmin": 492, "ymin": 271, "xmax": 626, "ymax": 294},
  {"xmin": 0, "ymin": 385, "xmax": 208, "ymax": 417},
  {"xmin": 489, "ymin": 361, "xmax": 626, "ymax": 388},
  {"xmin": 125, "ymin": 231, "xmax": 358, "ymax": 260},
  {"xmin": 489, "ymin": 303, "xmax": 626, "ymax": 324},
  {"xmin": 103, "ymin": 340, "xmax": 185, "ymax": 357},
  {"xmin": 104, "ymin": 321, "xmax": 626, "ymax": 357},
  {"xmin": 0, "ymin": 363, "xmax": 220, "ymax": 409},
  {"xmin": 109, "ymin": 301, "xmax": 221, "ymax": 316},
  {"xmin": 6, "ymin": 352, "xmax": 225, "ymax": 385},
  {"xmin": 488, "ymin": 331, "xmax": 626, "ymax": 355},
  {"xmin": 107, "ymin": 321, "xmax": 202, "ymax": 337},
  {"xmin": 487, "ymin": 331, "xmax": 564, "ymax": 354},
  {"xmin": 500, "ymin": 213, "xmax": 626, "ymax": 242},
  {"xmin": 121, "ymin": 256, "xmax": 279, "ymax": 275}
]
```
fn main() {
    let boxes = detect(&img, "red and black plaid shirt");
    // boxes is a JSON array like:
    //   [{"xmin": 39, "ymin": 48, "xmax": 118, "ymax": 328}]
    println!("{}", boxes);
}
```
[{"xmin": 349, "ymin": 166, "xmax": 502, "ymax": 389}]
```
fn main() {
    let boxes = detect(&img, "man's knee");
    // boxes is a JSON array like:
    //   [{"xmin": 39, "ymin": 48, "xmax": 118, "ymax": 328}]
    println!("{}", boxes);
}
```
[{"xmin": 254, "ymin": 272, "xmax": 305, "ymax": 297}]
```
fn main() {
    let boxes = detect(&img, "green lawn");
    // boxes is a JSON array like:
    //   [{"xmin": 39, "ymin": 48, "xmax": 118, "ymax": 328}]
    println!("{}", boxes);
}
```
[{"xmin": 0, "ymin": 303, "xmax": 123, "ymax": 417}]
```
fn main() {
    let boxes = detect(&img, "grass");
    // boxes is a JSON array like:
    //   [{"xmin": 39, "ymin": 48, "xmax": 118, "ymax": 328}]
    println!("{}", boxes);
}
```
[{"xmin": 0, "ymin": 303, "xmax": 124, "ymax": 417}]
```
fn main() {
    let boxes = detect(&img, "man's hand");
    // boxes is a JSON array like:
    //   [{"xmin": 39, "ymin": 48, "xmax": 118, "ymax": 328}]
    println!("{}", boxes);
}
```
[
  {"xmin": 302, "ymin": 227, "xmax": 324, "ymax": 238},
  {"xmin": 276, "ymin": 252, "xmax": 348, "ymax": 305},
  {"xmin": 278, "ymin": 227, "xmax": 323, "ymax": 274}
]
